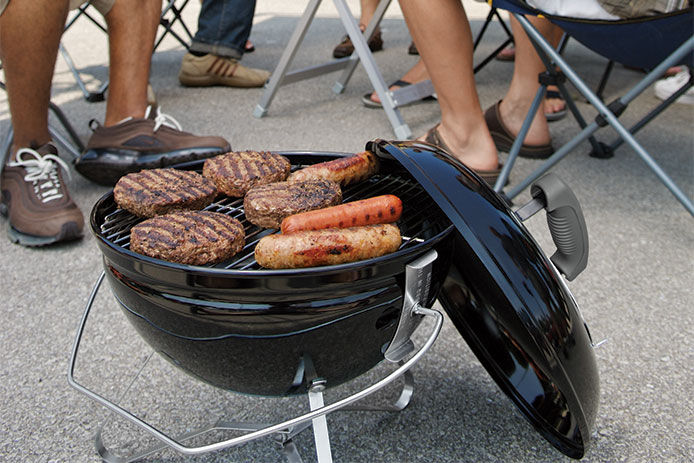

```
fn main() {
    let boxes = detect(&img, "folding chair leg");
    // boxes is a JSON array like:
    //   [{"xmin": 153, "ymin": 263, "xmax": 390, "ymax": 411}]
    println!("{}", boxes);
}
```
[
  {"xmin": 595, "ymin": 60, "xmax": 615, "ymax": 101},
  {"xmin": 254, "ymin": 0, "xmax": 323, "ymax": 119},
  {"xmin": 58, "ymin": 42, "xmax": 108, "ymax": 103},
  {"xmin": 1, "ymin": 126, "xmax": 13, "ymax": 167},
  {"xmin": 155, "ymin": 0, "xmax": 194, "ymax": 52},
  {"xmin": 494, "ymin": 86, "xmax": 546, "ymax": 192},
  {"xmin": 48, "ymin": 102, "xmax": 85, "ymax": 160},
  {"xmin": 472, "ymin": 8, "xmax": 514, "ymax": 74},
  {"xmin": 333, "ymin": 0, "xmax": 391, "ymax": 94},
  {"xmin": 254, "ymin": 0, "xmax": 412, "ymax": 139},
  {"xmin": 608, "ymin": 70, "xmax": 693, "ymax": 152},
  {"xmin": 332, "ymin": 0, "xmax": 411, "ymax": 139},
  {"xmin": 509, "ymin": 15, "xmax": 694, "ymax": 215}
]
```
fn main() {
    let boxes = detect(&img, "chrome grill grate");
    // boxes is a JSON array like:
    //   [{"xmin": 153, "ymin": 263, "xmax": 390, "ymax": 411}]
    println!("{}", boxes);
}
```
[{"xmin": 98, "ymin": 169, "xmax": 449, "ymax": 270}]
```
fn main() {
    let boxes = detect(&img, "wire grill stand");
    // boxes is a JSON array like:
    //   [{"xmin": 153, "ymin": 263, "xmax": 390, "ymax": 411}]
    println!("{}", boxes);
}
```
[{"xmin": 69, "ymin": 249, "xmax": 443, "ymax": 462}]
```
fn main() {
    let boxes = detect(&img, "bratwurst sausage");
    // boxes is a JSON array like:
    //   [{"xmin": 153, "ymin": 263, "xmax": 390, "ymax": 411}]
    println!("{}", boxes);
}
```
[
  {"xmin": 255, "ymin": 224, "xmax": 401, "ymax": 269},
  {"xmin": 287, "ymin": 150, "xmax": 379, "ymax": 186}
]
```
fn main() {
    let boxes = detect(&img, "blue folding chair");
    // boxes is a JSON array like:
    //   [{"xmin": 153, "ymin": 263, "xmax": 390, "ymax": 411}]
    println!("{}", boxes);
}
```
[{"xmin": 489, "ymin": 1, "xmax": 694, "ymax": 216}]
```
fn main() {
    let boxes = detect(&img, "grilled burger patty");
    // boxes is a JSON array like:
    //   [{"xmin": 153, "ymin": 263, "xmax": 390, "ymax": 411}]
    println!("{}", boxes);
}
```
[
  {"xmin": 114, "ymin": 168, "xmax": 217, "ymax": 217},
  {"xmin": 244, "ymin": 180, "xmax": 342, "ymax": 229},
  {"xmin": 130, "ymin": 211, "xmax": 245, "ymax": 265},
  {"xmin": 203, "ymin": 150, "xmax": 291, "ymax": 197},
  {"xmin": 255, "ymin": 224, "xmax": 402, "ymax": 269}
]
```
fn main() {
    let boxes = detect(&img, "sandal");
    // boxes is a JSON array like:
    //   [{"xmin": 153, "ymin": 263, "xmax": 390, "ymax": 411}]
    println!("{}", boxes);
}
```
[
  {"xmin": 484, "ymin": 101, "xmax": 554, "ymax": 159},
  {"xmin": 545, "ymin": 90, "xmax": 567, "ymax": 122},
  {"xmin": 422, "ymin": 124, "xmax": 504, "ymax": 186},
  {"xmin": 495, "ymin": 43, "xmax": 515, "ymax": 62},
  {"xmin": 361, "ymin": 79, "xmax": 436, "ymax": 109}
]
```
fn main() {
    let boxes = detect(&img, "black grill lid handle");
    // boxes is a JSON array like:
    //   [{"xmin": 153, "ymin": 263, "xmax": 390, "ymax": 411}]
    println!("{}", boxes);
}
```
[{"xmin": 516, "ymin": 174, "xmax": 589, "ymax": 281}]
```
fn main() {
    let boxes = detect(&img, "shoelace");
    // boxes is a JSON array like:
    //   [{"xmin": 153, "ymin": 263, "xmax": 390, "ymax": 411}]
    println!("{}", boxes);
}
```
[
  {"xmin": 144, "ymin": 105, "xmax": 182, "ymax": 132},
  {"xmin": 8, "ymin": 148, "xmax": 71, "ymax": 203},
  {"xmin": 90, "ymin": 106, "xmax": 183, "ymax": 133}
]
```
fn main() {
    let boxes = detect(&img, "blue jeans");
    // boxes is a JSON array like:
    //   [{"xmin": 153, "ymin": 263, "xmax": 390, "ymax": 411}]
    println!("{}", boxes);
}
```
[{"xmin": 189, "ymin": 0, "xmax": 256, "ymax": 60}]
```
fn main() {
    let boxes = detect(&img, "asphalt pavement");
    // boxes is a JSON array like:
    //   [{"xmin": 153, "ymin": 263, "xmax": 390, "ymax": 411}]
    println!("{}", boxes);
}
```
[{"xmin": 0, "ymin": 1, "xmax": 692, "ymax": 462}]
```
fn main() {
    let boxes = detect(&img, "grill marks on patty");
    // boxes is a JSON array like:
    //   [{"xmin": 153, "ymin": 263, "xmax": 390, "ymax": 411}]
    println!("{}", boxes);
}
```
[
  {"xmin": 244, "ymin": 180, "xmax": 342, "ymax": 229},
  {"xmin": 114, "ymin": 168, "xmax": 217, "ymax": 217},
  {"xmin": 203, "ymin": 151, "xmax": 291, "ymax": 197},
  {"xmin": 130, "ymin": 211, "xmax": 245, "ymax": 265}
]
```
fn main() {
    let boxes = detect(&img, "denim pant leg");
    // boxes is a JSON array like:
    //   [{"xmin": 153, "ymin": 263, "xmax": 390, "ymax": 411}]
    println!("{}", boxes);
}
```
[{"xmin": 189, "ymin": 0, "xmax": 256, "ymax": 60}]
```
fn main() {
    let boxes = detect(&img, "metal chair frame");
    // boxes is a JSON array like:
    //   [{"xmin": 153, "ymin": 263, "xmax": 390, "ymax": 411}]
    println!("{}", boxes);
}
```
[
  {"xmin": 254, "ymin": 0, "xmax": 514, "ymax": 139},
  {"xmin": 492, "ymin": 13, "xmax": 694, "ymax": 216},
  {"xmin": 59, "ymin": 0, "xmax": 195, "ymax": 103}
]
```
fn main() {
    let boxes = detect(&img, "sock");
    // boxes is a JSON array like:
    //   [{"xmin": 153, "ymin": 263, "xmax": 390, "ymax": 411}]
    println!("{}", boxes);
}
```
[{"xmin": 189, "ymin": 50, "xmax": 207, "ymax": 57}]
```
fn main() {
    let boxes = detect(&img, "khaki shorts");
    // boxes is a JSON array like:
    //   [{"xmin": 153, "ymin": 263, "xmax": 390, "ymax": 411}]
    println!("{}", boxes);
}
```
[{"xmin": 0, "ymin": 0, "xmax": 114, "ymax": 17}]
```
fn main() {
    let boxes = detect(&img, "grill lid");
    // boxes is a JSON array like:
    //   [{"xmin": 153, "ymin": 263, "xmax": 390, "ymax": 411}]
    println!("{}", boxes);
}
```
[{"xmin": 369, "ymin": 139, "xmax": 599, "ymax": 459}]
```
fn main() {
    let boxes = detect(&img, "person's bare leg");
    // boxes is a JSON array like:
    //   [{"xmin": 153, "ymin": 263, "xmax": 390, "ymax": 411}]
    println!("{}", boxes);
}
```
[
  {"xmin": 541, "ymin": 20, "xmax": 564, "ymax": 116},
  {"xmin": 103, "ymin": 0, "xmax": 160, "ymax": 126},
  {"xmin": 366, "ymin": 58, "xmax": 429, "ymax": 104},
  {"xmin": 498, "ymin": 15, "xmax": 557, "ymax": 146},
  {"xmin": 0, "ymin": 1, "xmax": 69, "ymax": 158},
  {"xmin": 400, "ymin": 0, "xmax": 497, "ymax": 171},
  {"xmin": 503, "ymin": 17, "xmax": 564, "ymax": 116},
  {"xmin": 359, "ymin": 0, "xmax": 379, "ymax": 27}
]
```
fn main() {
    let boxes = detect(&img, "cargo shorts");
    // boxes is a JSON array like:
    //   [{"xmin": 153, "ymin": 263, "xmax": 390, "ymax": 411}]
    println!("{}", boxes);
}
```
[{"xmin": 0, "ymin": 0, "xmax": 114, "ymax": 17}]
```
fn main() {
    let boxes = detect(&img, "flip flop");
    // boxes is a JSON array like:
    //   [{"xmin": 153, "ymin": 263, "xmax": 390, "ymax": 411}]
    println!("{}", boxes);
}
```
[
  {"xmin": 545, "ymin": 90, "xmax": 567, "ymax": 122},
  {"xmin": 422, "ymin": 123, "xmax": 504, "ymax": 186},
  {"xmin": 361, "ymin": 80, "xmax": 436, "ymax": 109},
  {"xmin": 495, "ymin": 43, "xmax": 515, "ymax": 62},
  {"xmin": 484, "ymin": 101, "xmax": 554, "ymax": 159}
]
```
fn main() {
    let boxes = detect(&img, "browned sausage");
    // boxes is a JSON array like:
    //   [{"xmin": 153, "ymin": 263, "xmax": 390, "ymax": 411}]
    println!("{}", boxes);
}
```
[
  {"xmin": 255, "ymin": 224, "xmax": 401, "ymax": 269},
  {"xmin": 280, "ymin": 195, "xmax": 402, "ymax": 234},
  {"xmin": 287, "ymin": 150, "xmax": 379, "ymax": 186}
]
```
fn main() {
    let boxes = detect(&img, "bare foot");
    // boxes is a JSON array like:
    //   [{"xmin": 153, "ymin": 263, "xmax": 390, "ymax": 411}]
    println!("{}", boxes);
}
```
[
  {"xmin": 367, "ymin": 59, "xmax": 429, "ymax": 104},
  {"xmin": 417, "ymin": 120, "xmax": 499, "ymax": 172},
  {"xmin": 498, "ymin": 99, "xmax": 551, "ymax": 147},
  {"xmin": 544, "ymin": 85, "xmax": 565, "ymax": 118}
]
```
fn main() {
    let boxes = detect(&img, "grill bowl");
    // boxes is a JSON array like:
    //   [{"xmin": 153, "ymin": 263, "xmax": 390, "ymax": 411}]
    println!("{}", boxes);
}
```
[{"xmin": 91, "ymin": 151, "xmax": 455, "ymax": 396}]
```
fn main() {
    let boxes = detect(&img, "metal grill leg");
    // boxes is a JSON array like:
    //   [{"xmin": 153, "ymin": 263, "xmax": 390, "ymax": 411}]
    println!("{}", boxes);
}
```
[{"xmin": 308, "ymin": 380, "xmax": 333, "ymax": 463}]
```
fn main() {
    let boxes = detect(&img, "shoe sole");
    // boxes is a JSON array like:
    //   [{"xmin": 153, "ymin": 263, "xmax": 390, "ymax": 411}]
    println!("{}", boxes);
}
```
[
  {"xmin": 0, "ymin": 203, "xmax": 82, "ymax": 247},
  {"xmin": 490, "ymin": 130, "xmax": 555, "ymax": 160},
  {"xmin": 74, "ymin": 146, "xmax": 229, "ymax": 186},
  {"xmin": 655, "ymin": 86, "xmax": 694, "ymax": 105},
  {"xmin": 333, "ymin": 44, "xmax": 384, "ymax": 59},
  {"xmin": 361, "ymin": 92, "xmax": 436, "ymax": 109},
  {"xmin": 179, "ymin": 72, "xmax": 268, "ymax": 88}
]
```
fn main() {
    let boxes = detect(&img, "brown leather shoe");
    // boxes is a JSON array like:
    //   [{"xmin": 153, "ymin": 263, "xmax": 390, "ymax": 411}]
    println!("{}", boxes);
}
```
[
  {"xmin": 1, "ymin": 143, "xmax": 84, "ymax": 246},
  {"xmin": 332, "ymin": 26, "xmax": 383, "ymax": 59},
  {"xmin": 75, "ymin": 106, "xmax": 231, "ymax": 186}
]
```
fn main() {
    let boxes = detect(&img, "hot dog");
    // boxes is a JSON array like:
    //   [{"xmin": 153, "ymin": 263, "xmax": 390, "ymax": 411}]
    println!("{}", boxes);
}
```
[
  {"xmin": 280, "ymin": 195, "xmax": 402, "ymax": 234},
  {"xmin": 255, "ymin": 224, "xmax": 402, "ymax": 269},
  {"xmin": 287, "ymin": 150, "xmax": 379, "ymax": 186}
]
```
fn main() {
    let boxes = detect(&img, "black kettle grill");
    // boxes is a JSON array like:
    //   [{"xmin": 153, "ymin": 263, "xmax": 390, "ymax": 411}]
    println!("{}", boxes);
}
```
[{"xmin": 69, "ymin": 139, "xmax": 599, "ymax": 462}]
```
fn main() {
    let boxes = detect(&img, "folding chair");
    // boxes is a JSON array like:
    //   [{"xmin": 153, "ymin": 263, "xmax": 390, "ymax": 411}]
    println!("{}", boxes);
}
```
[
  {"xmin": 254, "ymin": 0, "xmax": 516, "ymax": 139},
  {"xmin": 59, "ymin": 0, "xmax": 196, "ymax": 103},
  {"xmin": 489, "ymin": 1, "xmax": 694, "ymax": 216}
]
